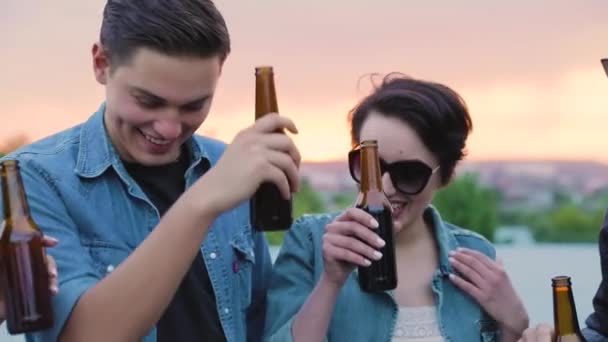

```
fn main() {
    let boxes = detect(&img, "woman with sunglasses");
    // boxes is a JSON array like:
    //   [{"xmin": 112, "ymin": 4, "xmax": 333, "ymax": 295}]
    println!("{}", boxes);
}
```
[{"xmin": 264, "ymin": 74, "xmax": 529, "ymax": 342}]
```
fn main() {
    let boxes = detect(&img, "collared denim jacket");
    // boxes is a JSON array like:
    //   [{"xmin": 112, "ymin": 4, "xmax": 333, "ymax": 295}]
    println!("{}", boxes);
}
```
[
  {"xmin": 264, "ymin": 207, "xmax": 500, "ymax": 342},
  {"xmin": 0, "ymin": 104, "xmax": 271, "ymax": 342}
]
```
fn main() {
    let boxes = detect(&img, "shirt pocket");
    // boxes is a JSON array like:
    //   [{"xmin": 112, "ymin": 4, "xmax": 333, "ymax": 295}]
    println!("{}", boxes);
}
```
[
  {"xmin": 230, "ymin": 231, "xmax": 256, "ymax": 310},
  {"xmin": 82, "ymin": 239, "xmax": 132, "ymax": 278},
  {"xmin": 477, "ymin": 317, "xmax": 500, "ymax": 342}
]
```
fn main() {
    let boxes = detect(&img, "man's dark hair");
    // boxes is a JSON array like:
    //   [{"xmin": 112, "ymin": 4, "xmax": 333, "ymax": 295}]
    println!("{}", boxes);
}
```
[
  {"xmin": 348, "ymin": 73, "xmax": 473, "ymax": 185},
  {"xmin": 100, "ymin": 0, "xmax": 230, "ymax": 68}
]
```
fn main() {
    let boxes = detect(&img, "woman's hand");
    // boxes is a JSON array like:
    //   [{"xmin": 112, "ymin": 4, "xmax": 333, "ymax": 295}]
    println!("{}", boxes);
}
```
[
  {"xmin": 449, "ymin": 247, "xmax": 529, "ymax": 341},
  {"xmin": 321, "ymin": 208, "xmax": 385, "ymax": 288}
]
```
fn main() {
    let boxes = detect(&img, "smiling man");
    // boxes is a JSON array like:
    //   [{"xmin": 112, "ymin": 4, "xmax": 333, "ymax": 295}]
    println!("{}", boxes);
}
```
[{"xmin": 0, "ymin": 1, "xmax": 301, "ymax": 341}]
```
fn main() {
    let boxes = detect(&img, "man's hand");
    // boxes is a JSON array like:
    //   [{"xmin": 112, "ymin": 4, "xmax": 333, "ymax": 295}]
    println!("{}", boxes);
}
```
[
  {"xmin": 196, "ymin": 113, "xmax": 301, "ymax": 216},
  {"xmin": 0, "ymin": 235, "xmax": 59, "ymax": 321}
]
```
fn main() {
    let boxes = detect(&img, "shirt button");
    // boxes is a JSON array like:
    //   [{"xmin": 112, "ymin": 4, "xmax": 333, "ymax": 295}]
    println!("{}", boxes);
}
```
[
  {"xmin": 224, "ymin": 308, "xmax": 230, "ymax": 314},
  {"xmin": 106, "ymin": 265, "xmax": 115, "ymax": 273},
  {"xmin": 209, "ymin": 252, "xmax": 217, "ymax": 259}
]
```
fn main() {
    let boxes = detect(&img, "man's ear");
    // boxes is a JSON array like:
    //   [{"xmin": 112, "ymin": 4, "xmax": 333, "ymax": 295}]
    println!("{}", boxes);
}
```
[{"xmin": 92, "ymin": 42, "xmax": 110, "ymax": 85}]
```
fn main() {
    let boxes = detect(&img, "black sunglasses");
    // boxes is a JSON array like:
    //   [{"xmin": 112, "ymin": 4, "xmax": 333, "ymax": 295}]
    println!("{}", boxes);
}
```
[
  {"xmin": 602, "ymin": 58, "xmax": 608, "ymax": 78},
  {"xmin": 348, "ymin": 146, "xmax": 439, "ymax": 195}
]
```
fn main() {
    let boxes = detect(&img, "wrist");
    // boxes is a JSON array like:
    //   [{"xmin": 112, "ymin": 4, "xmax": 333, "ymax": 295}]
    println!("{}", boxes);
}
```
[
  {"xmin": 186, "ymin": 171, "xmax": 224, "ymax": 219},
  {"xmin": 500, "ymin": 313, "xmax": 529, "ymax": 337},
  {"xmin": 319, "ymin": 271, "xmax": 346, "ymax": 292}
]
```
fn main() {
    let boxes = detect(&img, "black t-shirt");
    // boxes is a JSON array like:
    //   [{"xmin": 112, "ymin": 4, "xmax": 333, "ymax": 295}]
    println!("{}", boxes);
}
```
[{"xmin": 123, "ymin": 154, "xmax": 227, "ymax": 342}]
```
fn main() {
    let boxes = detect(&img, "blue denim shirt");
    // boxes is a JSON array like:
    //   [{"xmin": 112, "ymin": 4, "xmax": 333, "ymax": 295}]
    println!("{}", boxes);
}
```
[
  {"xmin": 264, "ymin": 207, "xmax": 500, "ymax": 342},
  {"xmin": 0, "ymin": 104, "xmax": 271, "ymax": 342}
]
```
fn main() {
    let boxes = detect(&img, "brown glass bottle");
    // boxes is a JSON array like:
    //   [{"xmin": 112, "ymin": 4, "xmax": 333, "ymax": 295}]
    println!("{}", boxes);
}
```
[
  {"xmin": 250, "ymin": 66, "xmax": 293, "ymax": 231},
  {"xmin": 0, "ymin": 160, "xmax": 53, "ymax": 334},
  {"xmin": 355, "ymin": 140, "xmax": 397, "ymax": 292},
  {"xmin": 552, "ymin": 276, "xmax": 587, "ymax": 342}
]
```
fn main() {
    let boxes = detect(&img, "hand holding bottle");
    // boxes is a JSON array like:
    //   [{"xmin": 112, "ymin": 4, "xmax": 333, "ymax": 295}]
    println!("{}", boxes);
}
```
[
  {"xmin": 192, "ymin": 113, "xmax": 301, "ymax": 218},
  {"xmin": 320, "ymin": 208, "xmax": 384, "ymax": 288},
  {"xmin": 0, "ymin": 235, "xmax": 59, "ymax": 324}
]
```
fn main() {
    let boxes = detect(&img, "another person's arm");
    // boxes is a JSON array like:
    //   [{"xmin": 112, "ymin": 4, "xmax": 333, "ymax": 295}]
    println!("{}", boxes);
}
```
[{"xmin": 0, "ymin": 236, "xmax": 59, "ymax": 325}]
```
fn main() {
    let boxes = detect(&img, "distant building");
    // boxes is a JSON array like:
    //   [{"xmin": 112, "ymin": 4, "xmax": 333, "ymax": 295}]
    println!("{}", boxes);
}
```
[{"xmin": 299, "ymin": 159, "xmax": 608, "ymax": 212}]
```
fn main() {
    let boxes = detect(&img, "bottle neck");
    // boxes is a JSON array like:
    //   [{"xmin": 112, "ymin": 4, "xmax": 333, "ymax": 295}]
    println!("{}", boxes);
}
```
[
  {"xmin": 360, "ymin": 146, "xmax": 383, "ymax": 193},
  {"xmin": 553, "ymin": 285, "xmax": 581, "ymax": 336},
  {"xmin": 1, "ymin": 165, "xmax": 31, "ymax": 224},
  {"xmin": 255, "ymin": 68, "xmax": 279, "ymax": 118}
]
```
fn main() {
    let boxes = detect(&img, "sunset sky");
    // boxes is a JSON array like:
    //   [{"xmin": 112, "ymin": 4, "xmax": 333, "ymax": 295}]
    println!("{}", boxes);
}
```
[{"xmin": 1, "ymin": 0, "xmax": 607, "ymax": 162}]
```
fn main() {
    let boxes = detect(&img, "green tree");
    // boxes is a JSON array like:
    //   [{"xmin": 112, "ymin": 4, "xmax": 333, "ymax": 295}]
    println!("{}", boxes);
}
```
[
  {"xmin": 329, "ymin": 191, "xmax": 357, "ymax": 211},
  {"xmin": 530, "ymin": 204, "xmax": 603, "ymax": 243},
  {"xmin": 552, "ymin": 190, "xmax": 573, "ymax": 207},
  {"xmin": 264, "ymin": 178, "xmax": 326, "ymax": 245},
  {"xmin": 432, "ymin": 173, "xmax": 499, "ymax": 242}
]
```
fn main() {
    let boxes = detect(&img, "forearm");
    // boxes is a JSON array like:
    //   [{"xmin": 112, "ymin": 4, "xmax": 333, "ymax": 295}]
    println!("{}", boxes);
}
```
[
  {"xmin": 292, "ymin": 274, "xmax": 341, "ymax": 342},
  {"xmin": 60, "ymin": 185, "xmax": 219, "ymax": 341}
]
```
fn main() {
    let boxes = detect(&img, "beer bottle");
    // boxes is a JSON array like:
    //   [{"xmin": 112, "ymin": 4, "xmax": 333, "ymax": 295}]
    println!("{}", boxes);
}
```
[
  {"xmin": 250, "ymin": 66, "xmax": 293, "ymax": 231},
  {"xmin": 0, "ymin": 160, "xmax": 53, "ymax": 334},
  {"xmin": 355, "ymin": 140, "xmax": 397, "ymax": 292},
  {"xmin": 552, "ymin": 276, "xmax": 586, "ymax": 342}
]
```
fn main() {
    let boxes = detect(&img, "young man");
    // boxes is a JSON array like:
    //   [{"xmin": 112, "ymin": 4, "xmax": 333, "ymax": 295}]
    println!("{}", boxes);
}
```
[
  {"xmin": 517, "ymin": 58, "xmax": 608, "ymax": 342},
  {"xmin": 0, "ymin": 1, "xmax": 301, "ymax": 341}
]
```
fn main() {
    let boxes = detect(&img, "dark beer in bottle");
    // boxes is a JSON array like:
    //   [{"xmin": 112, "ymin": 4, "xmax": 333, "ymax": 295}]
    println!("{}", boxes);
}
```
[
  {"xmin": 355, "ymin": 140, "xmax": 397, "ymax": 292},
  {"xmin": 250, "ymin": 66, "xmax": 293, "ymax": 231},
  {"xmin": 552, "ymin": 276, "xmax": 586, "ymax": 342},
  {"xmin": 0, "ymin": 160, "xmax": 53, "ymax": 334}
]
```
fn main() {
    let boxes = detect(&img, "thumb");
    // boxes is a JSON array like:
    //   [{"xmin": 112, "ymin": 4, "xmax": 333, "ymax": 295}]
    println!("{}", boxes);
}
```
[{"xmin": 42, "ymin": 235, "xmax": 59, "ymax": 247}]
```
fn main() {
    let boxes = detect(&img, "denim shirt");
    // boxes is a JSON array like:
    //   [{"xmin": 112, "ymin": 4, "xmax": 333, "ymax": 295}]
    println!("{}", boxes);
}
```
[
  {"xmin": 264, "ymin": 207, "xmax": 500, "ymax": 342},
  {"xmin": 0, "ymin": 104, "xmax": 271, "ymax": 342}
]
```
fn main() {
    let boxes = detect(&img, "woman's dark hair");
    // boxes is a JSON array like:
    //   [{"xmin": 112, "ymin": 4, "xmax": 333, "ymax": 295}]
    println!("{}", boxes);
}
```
[
  {"xmin": 348, "ymin": 73, "xmax": 473, "ymax": 184},
  {"xmin": 100, "ymin": 0, "xmax": 231, "ymax": 69}
]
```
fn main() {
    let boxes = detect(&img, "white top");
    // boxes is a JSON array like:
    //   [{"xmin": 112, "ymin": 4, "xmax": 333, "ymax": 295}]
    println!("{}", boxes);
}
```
[{"xmin": 391, "ymin": 306, "xmax": 444, "ymax": 342}]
